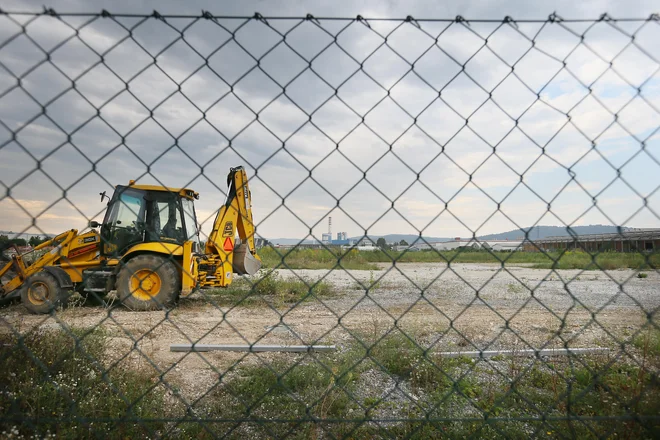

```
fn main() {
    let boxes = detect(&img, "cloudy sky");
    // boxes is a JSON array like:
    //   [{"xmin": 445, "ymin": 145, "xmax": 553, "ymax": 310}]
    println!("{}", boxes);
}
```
[{"xmin": 0, "ymin": 0, "xmax": 658, "ymax": 243}]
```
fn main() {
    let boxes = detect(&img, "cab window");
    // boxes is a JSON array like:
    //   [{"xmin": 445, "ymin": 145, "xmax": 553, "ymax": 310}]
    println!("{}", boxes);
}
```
[{"xmin": 102, "ymin": 188, "xmax": 146, "ymax": 256}]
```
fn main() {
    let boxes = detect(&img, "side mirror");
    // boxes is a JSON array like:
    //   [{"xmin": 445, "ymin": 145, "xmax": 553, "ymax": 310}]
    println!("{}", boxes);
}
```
[{"xmin": 89, "ymin": 221, "xmax": 100, "ymax": 228}]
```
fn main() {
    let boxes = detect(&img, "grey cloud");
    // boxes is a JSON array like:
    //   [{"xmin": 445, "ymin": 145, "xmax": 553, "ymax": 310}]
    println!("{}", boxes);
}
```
[{"xmin": 1, "ymin": 2, "xmax": 659, "ymax": 239}]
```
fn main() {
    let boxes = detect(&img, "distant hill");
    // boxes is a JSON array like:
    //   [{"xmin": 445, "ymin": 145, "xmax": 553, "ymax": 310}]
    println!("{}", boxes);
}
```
[
  {"xmin": 477, "ymin": 225, "xmax": 635, "ymax": 241},
  {"xmin": 268, "ymin": 225, "xmax": 639, "ymax": 245},
  {"xmin": 267, "ymin": 235, "xmax": 450, "ymax": 245},
  {"xmin": 3, "ymin": 225, "xmax": 642, "ymax": 246}
]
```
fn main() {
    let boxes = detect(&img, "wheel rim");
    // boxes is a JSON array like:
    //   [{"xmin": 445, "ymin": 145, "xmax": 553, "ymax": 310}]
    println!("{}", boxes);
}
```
[
  {"xmin": 28, "ymin": 281, "xmax": 50, "ymax": 305},
  {"xmin": 129, "ymin": 269, "xmax": 162, "ymax": 301}
]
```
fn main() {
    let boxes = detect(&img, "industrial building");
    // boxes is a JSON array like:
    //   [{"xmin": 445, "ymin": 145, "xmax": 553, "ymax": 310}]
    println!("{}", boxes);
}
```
[
  {"xmin": 320, "ymin": 217, "xmax": 352, "ymax": 245},
  {"xmin": 522, "ymin": 229, "xmax": 660, "ymax": 252},
  {"xmin": 406, "ymin": 237, "xmax": 523, "ymax": 252}
]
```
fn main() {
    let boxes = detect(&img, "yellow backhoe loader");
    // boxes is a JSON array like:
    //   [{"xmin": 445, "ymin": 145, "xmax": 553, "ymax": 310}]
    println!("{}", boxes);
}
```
[{"xmin": 0, "ymin": 166, "xmax": 261, "ymax": 314}]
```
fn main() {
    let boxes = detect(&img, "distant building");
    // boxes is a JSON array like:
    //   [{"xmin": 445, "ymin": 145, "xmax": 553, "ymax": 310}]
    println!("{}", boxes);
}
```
[
  {"xmin": 393, "ymin": 244, "xmax": 420, "ymax": 252},
  {"xmin": 411, "ymin": 242, "xmax": 432, "ymax": 250},
  {"xmin": 423, "ymin": 238, "xmax": 523, "ymax": 252},
  {"xmin": 342, "ymin": 237, "xmax": 377, "ymax": 251},
  {"xmin": 357, "ymin": 237, "xmax": 376, "ymax": 246},
  {"xmin": 523, "ymin": 229, "xmax": 660, "ymax": 252},
  {"xmin": 483, "ymin": 241, "xmax": 524, "ymax": 252},
  {"xmin": 430, "ymin": 239, "xmax": 481, "ymax": 251}
]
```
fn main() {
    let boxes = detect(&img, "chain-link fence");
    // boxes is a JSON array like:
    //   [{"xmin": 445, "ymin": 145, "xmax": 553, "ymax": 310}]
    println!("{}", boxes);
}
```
[{"xmin": 0, "ymin": 9, "xmax": 659, "ymax": 439}]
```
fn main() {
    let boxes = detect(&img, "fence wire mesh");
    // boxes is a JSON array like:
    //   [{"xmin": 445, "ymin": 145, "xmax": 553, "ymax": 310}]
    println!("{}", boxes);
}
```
[{"xmin": 0, "ymin": 9, "xmax": 659, "ymax": 440}]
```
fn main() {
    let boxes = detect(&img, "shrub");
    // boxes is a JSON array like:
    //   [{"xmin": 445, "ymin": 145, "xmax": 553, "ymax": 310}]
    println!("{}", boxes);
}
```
[{"xmin": 0, "ymin": 328, "xmax": 165, "ymax": 439}]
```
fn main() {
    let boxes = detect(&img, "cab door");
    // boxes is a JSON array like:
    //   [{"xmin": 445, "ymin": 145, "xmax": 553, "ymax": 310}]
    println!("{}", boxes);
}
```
[{"xmin": 100, "ymin": 187, "xmax": 147, "ymax": 257}]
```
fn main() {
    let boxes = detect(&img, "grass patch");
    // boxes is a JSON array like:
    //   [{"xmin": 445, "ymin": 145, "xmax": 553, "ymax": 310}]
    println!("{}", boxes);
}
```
[
  {"xmin": 179, "ymin": 333, "xmax": 476, "ymax": 439},
  {"xmin": 259, "ymin": 247, "xmax": 380, "ymax": 270},
  {"xmin": 633, "ymin": 328, "xmax": 660, "ymax": 357},
  {"xmin": 462, "ymin": 355, "xmax": 660, "ymax": 439},
  {"xmin": 3, "ymin": 328, "xmax": 658, "ymax": 439},
  {"xmin": 205, "ymin": 270, "xmax": 336, "ymax": 306},
  {"xmin": 350, "ymin": 270, "xmax": 391, "ymax": 291},
  {"xmin": 530, "ymin": 250, "xmax": 660, "ymax": 271},
  {"xmin": 258, "ymin": 247, "xmax": 660, "ymax": 271},
  {"xmin": 366, "ymin": 332, "xmax": 468, "ymax": 389},
  {"xmin": 506, "ymin": 282, "xmax": 526, "ymax": 295},
  {"xmin": 0, "ymin": 328, "xmax": 165, "ymax": 439},
  {"xmin": 186, "ymin": 348, "xmax": 364, "ymax": 439},
  {"xmin": 188, "ymin": 333, "xmax": 660, "ymax": 439}
]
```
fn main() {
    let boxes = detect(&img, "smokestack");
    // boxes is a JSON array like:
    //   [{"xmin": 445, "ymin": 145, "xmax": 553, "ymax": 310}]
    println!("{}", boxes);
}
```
[{"xmin": 328, "ymin": 216, "xmax": 332, "ymax": 235}]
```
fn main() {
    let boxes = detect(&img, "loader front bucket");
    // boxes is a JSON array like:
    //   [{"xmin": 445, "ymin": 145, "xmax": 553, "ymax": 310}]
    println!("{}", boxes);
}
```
[{"xmin": 232, "ymin": 244, "xmax": 261, "ymax": 275}]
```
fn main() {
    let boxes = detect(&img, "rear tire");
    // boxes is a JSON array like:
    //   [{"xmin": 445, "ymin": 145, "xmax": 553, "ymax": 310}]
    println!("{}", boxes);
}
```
[
  {"xmin": 21, "ymin": 271, "xmax": 69, "ymax": 314},
  {"xmin": 116, "ymin": 254, "xmax": 180, "ymax": 311}
]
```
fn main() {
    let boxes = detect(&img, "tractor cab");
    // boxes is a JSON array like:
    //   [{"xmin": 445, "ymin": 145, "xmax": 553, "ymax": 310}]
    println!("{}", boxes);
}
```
[{"xmin": 99, "ymin": 182, "xmax": 201, "ymax": 257}]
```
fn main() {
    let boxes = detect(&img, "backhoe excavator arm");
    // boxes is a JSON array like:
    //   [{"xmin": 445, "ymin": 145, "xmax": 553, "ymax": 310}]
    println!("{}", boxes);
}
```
[
  {"xmin": 0, "ymin": 230, "xmax": 78, "ymax": 297},
  {"xmin": 205, "ymin": 166, "xmax": 261, "ymax": 276}
]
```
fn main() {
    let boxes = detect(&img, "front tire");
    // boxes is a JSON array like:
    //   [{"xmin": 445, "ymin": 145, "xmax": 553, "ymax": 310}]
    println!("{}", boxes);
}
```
[
  {"xmin": 116, "ymin": 254, "xmax": 180, "ymax": 311},
  {"xmin": 21, "ymin": 271, "xmax": 68, "ymax": 314}
]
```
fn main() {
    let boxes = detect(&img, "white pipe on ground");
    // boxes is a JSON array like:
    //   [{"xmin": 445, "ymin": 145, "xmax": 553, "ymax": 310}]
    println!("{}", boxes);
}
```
[
  {"xmin": 170, "ymin": 344, "xmax": 336, "ymax": 353},
  {"xmin": 437, "ymin": 348, "xmax": 610, "ymax": 359}
]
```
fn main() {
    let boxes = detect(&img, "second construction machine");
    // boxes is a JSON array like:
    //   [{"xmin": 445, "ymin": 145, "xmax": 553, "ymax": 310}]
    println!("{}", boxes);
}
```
[{"xmin": 0, "ymin": 166, "xmax": 261, "ymax": 313}]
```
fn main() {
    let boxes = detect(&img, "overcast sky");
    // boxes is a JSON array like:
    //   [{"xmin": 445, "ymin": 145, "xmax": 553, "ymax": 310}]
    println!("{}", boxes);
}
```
[{"xmin": 0, "ymin": 0, "xmax": 658, "ymax": 242}]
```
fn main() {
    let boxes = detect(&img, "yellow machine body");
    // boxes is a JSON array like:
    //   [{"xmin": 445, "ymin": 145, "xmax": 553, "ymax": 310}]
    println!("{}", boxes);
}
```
[{"xmin": 0, "ymin": 166, "xmax": 261, "ymax": 313}]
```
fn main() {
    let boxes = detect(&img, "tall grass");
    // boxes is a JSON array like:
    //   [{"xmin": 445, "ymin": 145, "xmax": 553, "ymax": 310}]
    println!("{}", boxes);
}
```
[
  {"xmin": 259, "ymin": 246, "xmax": 380, "ymax": 270},
  {"xmin": 0, "ymin": 328, "xmax": 165, "ymax": 439},
  {"xmin": 3, "ymin": 328, "xmax": 658, "ymax": 439},
  {"xmin": 205, "ymin": 270, "xmax": 337, "ymax": 307},
  {"xmin": 179, "ymin": 332, "xmax": 660, "ymax": 439},
  {"xmin": 258, "ymin": 246, "xmax": 659, "ymax": 271}
]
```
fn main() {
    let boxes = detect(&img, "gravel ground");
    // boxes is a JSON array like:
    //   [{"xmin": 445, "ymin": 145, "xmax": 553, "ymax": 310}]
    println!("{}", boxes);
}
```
[{"xmin": 1, "ymin": 262, "xmax": 657, "ymax": 402}]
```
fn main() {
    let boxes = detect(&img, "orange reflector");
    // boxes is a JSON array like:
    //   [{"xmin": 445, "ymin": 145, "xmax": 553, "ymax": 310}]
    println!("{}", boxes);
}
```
[{"xmin": 223, "ymin": 237, "xmax": 234, "ymax": 252}]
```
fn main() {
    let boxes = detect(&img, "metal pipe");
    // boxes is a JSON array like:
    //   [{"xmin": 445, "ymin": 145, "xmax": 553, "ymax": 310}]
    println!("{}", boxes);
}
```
[
  {"xmin": 437, "ymin": 348, "xmax": 609, "ymax": 359},
  {"xmin": 170, "ymin": 344, "xmax": 336, "ymax": 353}
]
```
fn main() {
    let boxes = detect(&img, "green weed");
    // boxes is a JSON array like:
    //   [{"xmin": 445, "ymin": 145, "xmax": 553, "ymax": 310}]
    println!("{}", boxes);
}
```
[
  {"xmin": 187, "ymin": 338, "xmax": 660, "ymax": 438},
  {"xmin": 259, "ymin": 247, "xmax": 380, "ymax": 270},
  {"xmin": 351, "ymin": 270, "xmax": 384, "ymax": 291},
  {"xmin": 258, "ymin": 247, "xmax": 660, "ymax": 271},
  {"xmin": 0, "ymin": 328, "xmax": 165, "ymax": 439},
  {"xmin": 5, "ymin": 327, "xmax": 658, "ymax": 439},
  {"xmin": 207, "ymin": 271, "xmax": 336, "ymax": 306},
  {"xmin": 634, "ymin": 328, "xmax": 660, "ymax": 357},
  {"xmin": 192, "ymin": 353, "xmax": 360, "ymax": 439},
  {"xmin": 506, "ymin": 283, "xmax": 525, "ymax": 295}
]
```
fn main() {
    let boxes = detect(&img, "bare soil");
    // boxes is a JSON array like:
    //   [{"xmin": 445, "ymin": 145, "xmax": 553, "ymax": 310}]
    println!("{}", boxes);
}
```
[{"xmin": 1, "ymin": 263, "xmax": 657, "ymax": 401}]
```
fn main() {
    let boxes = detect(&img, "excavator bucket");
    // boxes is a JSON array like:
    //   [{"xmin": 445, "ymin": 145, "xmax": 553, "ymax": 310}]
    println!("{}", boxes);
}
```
[{"xmin": 232, "ymin": 244, "xmax": 261, "ymax": 275}]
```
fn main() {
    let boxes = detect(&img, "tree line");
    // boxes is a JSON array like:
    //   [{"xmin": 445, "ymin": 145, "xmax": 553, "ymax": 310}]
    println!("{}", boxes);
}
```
[
  {"xmin": 376, "ymin": 238, "xmax": 408, "ymax": 250},
  {"xmin": 0, "ymin": 234, "xmax": 50, "ymax": 249}
]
